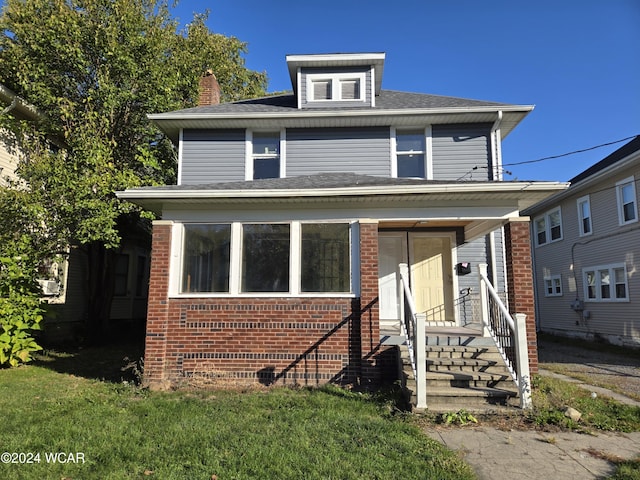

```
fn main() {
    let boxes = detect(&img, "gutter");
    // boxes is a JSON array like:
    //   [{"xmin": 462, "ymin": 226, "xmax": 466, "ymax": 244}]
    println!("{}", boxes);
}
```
[
  {"xmin": 0, "ymin": 84, "xmax": 44, "ymax": 122},
  {"xmin": 117, "ymin": 181, "xmax": 568, "ymax": 201}
]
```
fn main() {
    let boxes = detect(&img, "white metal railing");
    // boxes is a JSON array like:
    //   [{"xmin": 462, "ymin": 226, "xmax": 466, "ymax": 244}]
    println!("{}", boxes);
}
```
[
  {"xmin": 478, "ymin": 263, "xmax": 532, "ymax": 409},
  {"xmin": 398, "ymin": 263, "xmax": 427, "ymax": 410}
]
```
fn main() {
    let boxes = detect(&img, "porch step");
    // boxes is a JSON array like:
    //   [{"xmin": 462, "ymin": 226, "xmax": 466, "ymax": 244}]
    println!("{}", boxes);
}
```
[{"xmin": 399, "ymin": 342, "xmax": 520, "ymax": 413}]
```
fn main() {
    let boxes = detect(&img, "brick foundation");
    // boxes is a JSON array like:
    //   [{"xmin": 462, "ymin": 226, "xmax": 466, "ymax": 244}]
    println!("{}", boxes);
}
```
[
  {"xmin": 504, "ymin": 219, "xmax": 538, "ymax": 373},
  {"xmin": 143, "ymin": 220, "xmax": 384, "ymax": 390}
]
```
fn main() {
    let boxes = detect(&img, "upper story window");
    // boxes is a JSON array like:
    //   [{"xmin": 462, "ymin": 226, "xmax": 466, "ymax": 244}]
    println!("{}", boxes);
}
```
[
  {"xmin": 616, "ymin": 176, "xmax": 637, "ymax": 225},
  {"xmin": 307, "ymin": 73, "xmax": 365, "ymax": 102},
  {"xmin": 577, "ymin": 195, "xmax": 592, "ymax": 236},
  {"xmin": 250, "ymin": 131, "xmax": 282, "ymax": 180},
  {"xmin": 396, "ymin": 129, "xmax": 426, "ymax": 178},
  {"xmin": 534, "ymin": 207, "xmax": 562, "ymax": 246}
]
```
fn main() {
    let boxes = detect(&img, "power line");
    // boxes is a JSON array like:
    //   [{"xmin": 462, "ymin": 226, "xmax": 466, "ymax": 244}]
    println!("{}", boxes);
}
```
[{"xmin": 503, "ymin": 135, "xmax": 639, "ymax": 167}]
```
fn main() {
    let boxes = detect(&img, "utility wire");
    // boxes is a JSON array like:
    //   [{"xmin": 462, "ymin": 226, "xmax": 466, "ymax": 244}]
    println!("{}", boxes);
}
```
[{"xmin": 503, "ymin": 135, "xmax": 638, "ymax": 167}]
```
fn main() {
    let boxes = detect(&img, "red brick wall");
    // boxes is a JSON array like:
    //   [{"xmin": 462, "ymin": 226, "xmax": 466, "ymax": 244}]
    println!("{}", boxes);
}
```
[
  {"xmin": 142, "ymin": 220, "xmax": 384, "ymax": 389},
  {"xmin": 504, "ymin": 220, "xmax": 538, "ymax": 373}
]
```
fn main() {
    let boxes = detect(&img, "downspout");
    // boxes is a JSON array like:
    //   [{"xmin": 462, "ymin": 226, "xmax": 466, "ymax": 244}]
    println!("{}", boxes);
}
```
[{"xmin": 489, "ymin": 111, "xmax": 504, "ymax": 287}]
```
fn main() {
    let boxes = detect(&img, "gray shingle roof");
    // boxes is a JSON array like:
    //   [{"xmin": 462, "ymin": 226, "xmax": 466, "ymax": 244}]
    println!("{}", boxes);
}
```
[
  {"xmin": 157, "ymin": 90, "xmax": 511, "ymax": 116},
  {"xmin": 133, "ymin": 172, "xmax": 501, "ymax": 192}
]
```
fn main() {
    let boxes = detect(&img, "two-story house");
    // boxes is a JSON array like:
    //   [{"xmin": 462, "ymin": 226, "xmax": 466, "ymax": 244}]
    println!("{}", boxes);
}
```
[
  {"xmin": 1, "ymin": 83, "xmax": 150, "ymax": 343},
  {"xmin": 118, "ymin": 53, "xmax": 567, "ymax": 408},
  {"xmin": 524, "ymin": 136, "xmax": 640, "ymax": 347}
]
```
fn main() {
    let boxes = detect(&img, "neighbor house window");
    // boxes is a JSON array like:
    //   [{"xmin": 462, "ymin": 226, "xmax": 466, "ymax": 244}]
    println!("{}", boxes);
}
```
[
  {"xmin": 396, "ymin": 130, "xmax": 426, "ymax": 178},
  {"xmin": 114, "ymin": 254, "xmax": 129, "ymax": 296},
  {"xmin": 544, "ymin": 275, "xmax": 562, "ymax": 297},
  {"xmin": 241, "ymin": 224, "xmax": 290, "ymax": 292},
  {"xmin": 308, "ymin": 73, "xmax": 365, "ymax": 102},
  {"xmin": 301, "ymin": 223, "xmax": 350, "ymax": 292},
  {"xmin": 577, "ymin": 195, "xmax": 592, "ymax": 236},
  {"xmin": 583, "ymin": 263, "xmax": 628, "ymax": 302},
  {"xmin": 252, "ymin": 132, "xmax": 281, "ymax": 179},
  {"xmin": 616, "ymin": 177, "xmax": 637, "ymax": 225},
  {"xmin": 181, "ymin": 224, "xmax": 231, "ymax": 293},
  {"xmin": 534, "ymin": 207, "xmax": 562, "ymax": 246}
]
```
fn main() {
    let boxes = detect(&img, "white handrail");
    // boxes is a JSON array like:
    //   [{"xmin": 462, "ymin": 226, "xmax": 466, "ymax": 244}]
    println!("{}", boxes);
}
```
[
  {"xmin": 478, "ymin": 263, "xmax": 532, "ymax": 409},
  {"xmin": 398, "ymin": 263, "xmax": 427, "ymax": 410}
]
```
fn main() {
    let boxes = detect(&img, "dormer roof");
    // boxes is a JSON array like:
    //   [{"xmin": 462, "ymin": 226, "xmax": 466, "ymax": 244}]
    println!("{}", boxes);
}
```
[{"xmin": 285, "ymin": 52, "xmax": 385, "ymax": 96}]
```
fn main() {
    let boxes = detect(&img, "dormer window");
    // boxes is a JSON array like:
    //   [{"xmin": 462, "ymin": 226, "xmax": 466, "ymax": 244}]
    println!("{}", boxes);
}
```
[{"xmin": 307, "ymin": 73, "xmax": 365, "ymax": 102}]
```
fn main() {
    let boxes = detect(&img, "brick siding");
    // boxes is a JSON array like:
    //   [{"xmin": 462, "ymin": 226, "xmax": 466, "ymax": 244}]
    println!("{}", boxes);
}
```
[
  {"xmin": 143, "ymin": 220, "xmax": 385, "ymax": 390},
  {"xmin": 504, "ymin": 220, "xmax": 538, "ymax": 373}
]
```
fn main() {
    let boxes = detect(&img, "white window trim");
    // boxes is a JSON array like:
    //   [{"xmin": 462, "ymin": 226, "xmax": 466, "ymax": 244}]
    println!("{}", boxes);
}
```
[
  {"xmin": 543, "ymin": 275, "xmax": 563, "ymax": 297},
  {"xmin": 616, "ymin": 176, "xmax": 638, "ymax": 226},
  {"xmin": 245, "ymin": 129, "xmax": 286, "ymax": 180},
  {"xmin": 583, "ymin": 262, "xmax": 629, "ymax": 302},
  {"xmin": 391, "ymin": 127, "xmax": 432, "ymax": 179},
  {"xmin": 171, "ymin": 220, "xmax": 357, "ymax": 298},
  {"xmin": 306, "ymin": 72, "xmax": 366, "ymax": 102},
  {"xmin": 534, "ymin": 207, "xmax": 563, "ymax": 247},
  {"xmin": 576, "ymin": 195, "xmax": 592, "ymax": 237}
]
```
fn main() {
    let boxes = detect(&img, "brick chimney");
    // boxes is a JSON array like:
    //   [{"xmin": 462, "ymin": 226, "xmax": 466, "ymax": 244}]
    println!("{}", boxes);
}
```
[{"xmin": 198, "ymin": 70, "xmax": 221, "ymax": 106}]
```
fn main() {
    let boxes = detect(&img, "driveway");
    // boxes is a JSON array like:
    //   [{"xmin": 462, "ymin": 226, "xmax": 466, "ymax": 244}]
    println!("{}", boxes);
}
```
[{"xmin": 537, "ymin": 334, "xmax": 640, "ymax": 402}]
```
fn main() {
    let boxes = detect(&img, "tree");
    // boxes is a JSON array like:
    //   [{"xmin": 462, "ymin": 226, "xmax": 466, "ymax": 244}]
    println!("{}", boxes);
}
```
[{"xmin": 0, "ymin": 0, "xmax": 267, "ymax": 341}]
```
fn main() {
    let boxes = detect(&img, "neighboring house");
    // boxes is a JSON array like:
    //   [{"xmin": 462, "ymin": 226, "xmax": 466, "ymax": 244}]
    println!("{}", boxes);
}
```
[
  {"xmin": 524, "ymin": 136, "xmax": 640, "ymax": 347},
  {"xmin": 118, "ymin": 53, "xmax": 567, "ymax": 399},
  {"xmin": 0, "ymin": 83, "xmax": 150, "ymax": 342}
]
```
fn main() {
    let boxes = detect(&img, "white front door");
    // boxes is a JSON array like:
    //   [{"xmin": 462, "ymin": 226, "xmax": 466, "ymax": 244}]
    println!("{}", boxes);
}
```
[
  {"xmin": 378, "ymin": 232, "xmax": 457, "ymax": 328},
  {"xmin": 378, "ymin": 234, "xmax": 407, "ymax": 328}
]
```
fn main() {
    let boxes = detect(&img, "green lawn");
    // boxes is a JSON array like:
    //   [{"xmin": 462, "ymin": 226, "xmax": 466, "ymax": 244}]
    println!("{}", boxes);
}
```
[{"xmin": 0, "ymin": 347, "xmax": 474, "ymax": 480}]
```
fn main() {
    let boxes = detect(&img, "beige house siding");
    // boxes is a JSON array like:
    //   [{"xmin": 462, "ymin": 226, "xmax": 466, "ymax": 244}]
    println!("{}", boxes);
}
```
[
  {"xmin": 0, "ymin": 128, "xmax": 21, "ymax": 185},
  {"xmin": 531, "ymin": 159, "xmax": 640, "ymax": 347}
]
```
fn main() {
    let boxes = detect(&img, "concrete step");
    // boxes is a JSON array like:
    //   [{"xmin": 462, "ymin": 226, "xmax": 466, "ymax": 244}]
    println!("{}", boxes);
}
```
[
  {"xmin": 425, "ymin": 346, "xmax": 504, "ymax": 361},
  {"xmin": 425, "ymin": 336, "xmax": 496, "ymax": 347},
  {"xmin": 426, "ymin": 371, "xmax": 515, "ymax": 389}
]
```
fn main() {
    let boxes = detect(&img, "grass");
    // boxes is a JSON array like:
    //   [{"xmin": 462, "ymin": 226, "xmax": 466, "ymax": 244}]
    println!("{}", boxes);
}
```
[
  {"xmin": 528, "ymin": 374, "xmax": 640, "ymax": 433},
  {"xmin": 0, "ymin": 346, "xmax": 474, "ymax": 480}
]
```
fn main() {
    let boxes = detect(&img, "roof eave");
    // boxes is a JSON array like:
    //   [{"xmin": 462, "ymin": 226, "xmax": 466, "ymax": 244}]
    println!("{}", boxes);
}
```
[{"xmin": 149, "ymin": 105, "xmax": 534, "ymax": 143}]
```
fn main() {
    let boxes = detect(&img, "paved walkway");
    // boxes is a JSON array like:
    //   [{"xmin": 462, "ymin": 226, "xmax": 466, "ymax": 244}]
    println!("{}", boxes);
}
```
[
  {"xmin": 424, "ymin": 337, "xmax": 640, "ymax": 479},
  {"xmin": 426, "ymin": 425, "xmax": 640, "ymax": 480}
]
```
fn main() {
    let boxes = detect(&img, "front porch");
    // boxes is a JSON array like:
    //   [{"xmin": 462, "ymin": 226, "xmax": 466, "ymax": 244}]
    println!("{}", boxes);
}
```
[{"xmin": 381, "ymin": 261, "xmax": 533, "ymax": 412}]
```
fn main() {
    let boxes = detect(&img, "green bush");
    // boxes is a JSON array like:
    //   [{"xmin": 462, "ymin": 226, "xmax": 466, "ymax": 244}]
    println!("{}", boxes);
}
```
[{"xmin": 0, "ymin": 238, "xmax": 44, "ymax": 367}]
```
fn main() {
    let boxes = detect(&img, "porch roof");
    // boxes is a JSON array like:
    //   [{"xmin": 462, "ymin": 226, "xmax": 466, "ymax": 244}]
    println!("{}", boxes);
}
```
[{"xmin": 118, "ymin": 174, "xmax": 568, "ymax": 241}]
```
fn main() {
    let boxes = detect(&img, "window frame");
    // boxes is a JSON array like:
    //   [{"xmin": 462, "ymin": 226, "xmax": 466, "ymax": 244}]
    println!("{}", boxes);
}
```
[
  {"xmin": 616, "ymin": 176, "xmax": 638, "ymax": 226},
  {"xmin": 583, "ymin": 263, "xmax": 629, "ymax": 302},
  {"xmin": 543, "ymin": 275, "xmax": 563, "ymax": 297},
  {"xmin": 246, "ymin": 130, "xmax": 286, "ymax": 180},
  {"xmin": 533, "ymin": 207, "xmax": 563, "ymax": 247},
  {"xmin": 391, "ymin": 127, "xmax": 432, "ymax": 179},
  {"xmin": 576, "ymin": 195, "xmax": 592, "ymax": 237},
  {"xmin": 306, "ymin": 72, "xmax": 366, "ymax": 102},
  {"xmin": 174, "ymin": 221, "xmax": 355, "ymax": 298}
]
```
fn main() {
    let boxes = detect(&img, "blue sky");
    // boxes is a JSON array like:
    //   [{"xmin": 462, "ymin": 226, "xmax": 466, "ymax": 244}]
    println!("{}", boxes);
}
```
[{"xmin": 171, "ymin": 0, "xmax": 640, "ymax": 182}]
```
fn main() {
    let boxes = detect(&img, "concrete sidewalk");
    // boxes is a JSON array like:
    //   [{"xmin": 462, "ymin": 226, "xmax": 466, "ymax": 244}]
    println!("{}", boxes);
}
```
[
  {"xmin": 424, "ymin": 364, "xmax": 640, "ymax": 480},
  {"xmin": 425, "ymin": 425, "xmax": 640, "ymax": 480}
]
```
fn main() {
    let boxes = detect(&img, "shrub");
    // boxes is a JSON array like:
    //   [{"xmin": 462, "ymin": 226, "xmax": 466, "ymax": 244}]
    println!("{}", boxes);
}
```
[{"xmin": 0, "ymin": 237, "xmax": 44, "ymax": 367}]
